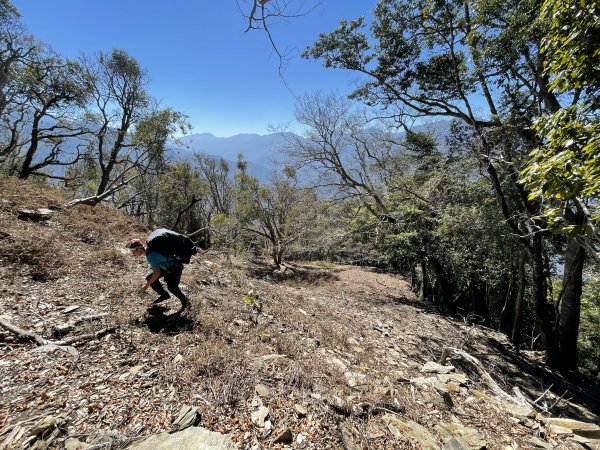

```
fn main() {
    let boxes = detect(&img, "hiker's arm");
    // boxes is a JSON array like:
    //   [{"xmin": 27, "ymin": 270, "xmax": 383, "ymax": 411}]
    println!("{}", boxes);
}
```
[{"xmin": 141, "ymin": 268, "xmax": 161, "ymax": 293}]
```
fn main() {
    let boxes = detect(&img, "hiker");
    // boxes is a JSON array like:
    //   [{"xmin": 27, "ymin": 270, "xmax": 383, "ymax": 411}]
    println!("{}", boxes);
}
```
[{"xmin": 127, "ymin": 229, "xmax": 196, "ymax": 309}]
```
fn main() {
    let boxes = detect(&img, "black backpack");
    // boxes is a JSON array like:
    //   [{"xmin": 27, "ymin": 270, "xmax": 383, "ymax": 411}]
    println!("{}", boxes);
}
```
[{"xmin": 146, "ymin": 228, "xmax": 197, "ymax": 264}]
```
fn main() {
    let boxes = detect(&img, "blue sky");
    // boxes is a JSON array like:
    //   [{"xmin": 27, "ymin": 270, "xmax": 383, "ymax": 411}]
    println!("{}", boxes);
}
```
[{"xmin": 12, "ymin": 1, "xmax": 377, "ymax": 137}]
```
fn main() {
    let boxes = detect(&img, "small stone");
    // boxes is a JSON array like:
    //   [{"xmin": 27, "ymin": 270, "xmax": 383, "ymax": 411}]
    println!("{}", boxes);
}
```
[
  {"xmin": 296, "ymin": 433, "xmax": 306, "ymax": 444},
  {"xmin": 443, "ymin": 436, "xmax": 470, "ymax": 450},
  {"xmin": 344, "ymin": 371, "xmax": 367, "ymax": 388},
  {"xmin": 251, "ymin": 406, "xmax": 269, "ymax": 427},
  {"xmin": 294, "ymin": 404, "xmax": 308, "ymax": 417},
  {"xmin": 471, "ymin": 390, "xmax": 492, "ymax": 401},
  {"xmin": 421, "ymin": 362, "xmax": 455, "ymax": 374},
  {"xmin": 172, "ymin": 405, "xmax": 201, "ymax": 430},
  {"xmin": 255, "ymin": 384, "xmax": 270, "ymax": 397},
  {"xmin": 173, "ymin": 354, "xmax": 184, "ymax": 364},
  {"xmin": 64, "ymin": 437, "xmax": 88, "ymax": 450},
  {"xmin": 129, "ymin": 365, "xmax": 144, "ymax": 376},
  {"xmin": 548, "ymin": 424, "xmax": 572, "ymax": 435},
  {"xmin": 63, "ymin": 305, "xmax": 81, "ymax": 314},
  {"xmin": 510, "ymin": 405, "xmax": 536, "ymax": 421},
  {"xmin": 545, "ymin": 417, "xmax": 600, "ymax": 438}
]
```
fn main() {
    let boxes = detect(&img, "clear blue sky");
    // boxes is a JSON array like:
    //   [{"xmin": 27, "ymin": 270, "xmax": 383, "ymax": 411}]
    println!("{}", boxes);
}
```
[{"xmin": 12, "ymin": 1, "xmax": 377, "ymax": 137}]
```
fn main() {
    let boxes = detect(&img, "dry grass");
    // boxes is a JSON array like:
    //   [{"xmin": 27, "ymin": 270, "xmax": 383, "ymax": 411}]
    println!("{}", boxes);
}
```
[{"xmin": 1, "ymin": 176, "xmax": 598, "ymax": 450}]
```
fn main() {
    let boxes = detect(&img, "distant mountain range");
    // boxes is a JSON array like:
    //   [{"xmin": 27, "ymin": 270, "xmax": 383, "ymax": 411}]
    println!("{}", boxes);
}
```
[
  {"xmin": 168, "ymin": 120, "xmax": 452, "ymax": 181},
  {"xmin": 31, "ymin": 120, "xmax": 452, "ymax": 181},
  {"xmin": 167, "ymin": 132, "xmax": 295, "ymax": 180}
]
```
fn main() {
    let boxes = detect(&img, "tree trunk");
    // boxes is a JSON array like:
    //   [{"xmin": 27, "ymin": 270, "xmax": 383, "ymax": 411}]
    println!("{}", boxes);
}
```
[
  {"xmin": 428, "ymin": 257, "xmax": 452, "ymax": 308},
  {"xmin": 18, "ymin": 114, "xmax": 41, "ymax": 180},
  {"xmin": 499, "ymin": 275, "xmax": 514, "ymax": 333},
  {"xmin": 418, "ymin": 260, "xmax": 428, "ymax": 302},
  {"xmin": 472, "ymin": 284, "xmax": 491, "ymax": 326},
  {"xmin": 511, "ymin": 253, "xmax": 526, "ymax": 349},
  {"xmin": 557, "ymin": 237, "xmax": 586, "ymax": 371},
  {"xmin": 531, "ymin": 234, "xmax": 559, "ymax": 365}
]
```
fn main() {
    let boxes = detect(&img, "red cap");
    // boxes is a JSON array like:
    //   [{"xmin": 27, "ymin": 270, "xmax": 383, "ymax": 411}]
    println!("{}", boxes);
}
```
[{"xmin": 126, "ymin": 239, "xmax": 144, "ymax": 249}]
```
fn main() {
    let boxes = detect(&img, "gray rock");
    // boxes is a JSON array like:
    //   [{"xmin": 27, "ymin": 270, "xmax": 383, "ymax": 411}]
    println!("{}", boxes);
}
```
[
  {"xmin": 443, "ymin": 436, "xmax": 471, "ymax": 450},
  {"xmin": 341, "ymin": 424, "xmax": 361, "ymax": 450},
  {"xmin": 544, "ymin": 417, "xmax": 600, "ymax": 439},
  {"xmin": 90, "ymin": 430, "xmax": 129, "ymax": 448},
  {"xmin": 383, "ymin": 414, "xmax": 439, "ymax": 450},
  {"xmin": 421, "ymin": 362, "xmax": 455, "ymax": 374},
  {"xmin": 64, "ymin": 437, "xmax": 88, "ymax": 450},
  {"xmin": 294, "ymin": 404, "xmax": 308, "ymax": 417},
  {"xmin": 128, "ymin": 427, "xmax": 236, "ymax": 450},
  {"xmin": 171, "ymin": 405, "xmax": 201, "ymax": 431},
  {"xmin": 344, "ymin": 371, "xmax": 367, "ymax": 388},
  {"xmin": 251, "ymin": 406, "xmax": 270, "ymax": 427},
  {"xmin": 255, "ymin": 384, "xmax": 270, "ymax": 397},
  {"xmin": 18, "ymin": 208, "xmax": 53, "ymax": 222},
  {"xmin": 435, "ymin": 421, "xmax": 486, "ymax": 449}
]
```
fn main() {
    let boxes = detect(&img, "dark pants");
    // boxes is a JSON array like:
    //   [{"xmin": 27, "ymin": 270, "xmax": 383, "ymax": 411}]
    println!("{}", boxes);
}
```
[{"xmin": 146, "ymin": 263, "xmax": 187, "ymax": 304}]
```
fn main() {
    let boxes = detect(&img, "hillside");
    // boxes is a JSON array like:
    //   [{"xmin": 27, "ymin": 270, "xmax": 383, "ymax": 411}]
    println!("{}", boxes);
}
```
[{"xmin": 1, "ymin": 177, "xmax": 599, "ymax": 450}]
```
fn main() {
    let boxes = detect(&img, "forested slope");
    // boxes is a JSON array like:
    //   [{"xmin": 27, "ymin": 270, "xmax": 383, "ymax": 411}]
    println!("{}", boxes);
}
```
[{"xmin": 1, "ymin": 177, "xmax": 600, "ymax": 449}]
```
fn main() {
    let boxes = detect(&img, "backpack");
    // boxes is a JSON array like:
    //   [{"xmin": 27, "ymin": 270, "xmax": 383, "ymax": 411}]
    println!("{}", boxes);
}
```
[{"xmin": 146, "ymin": 228, "xmax": 197, "ymax": 264}]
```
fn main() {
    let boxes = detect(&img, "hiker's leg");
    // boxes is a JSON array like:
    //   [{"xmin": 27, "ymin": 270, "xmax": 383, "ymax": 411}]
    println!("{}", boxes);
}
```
[
  {"xmin": 164, "ymin": 265, "xmax": 188, "ymax": 307},
  {"xmin": 146, "ymin": 271, "xmax": 170, "ymax": 300}
]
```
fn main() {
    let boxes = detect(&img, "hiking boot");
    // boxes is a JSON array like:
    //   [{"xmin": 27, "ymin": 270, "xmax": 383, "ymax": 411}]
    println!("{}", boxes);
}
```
[{"xmin": 153, "ymin": 294, "xmax": 171, "ymax": 304}]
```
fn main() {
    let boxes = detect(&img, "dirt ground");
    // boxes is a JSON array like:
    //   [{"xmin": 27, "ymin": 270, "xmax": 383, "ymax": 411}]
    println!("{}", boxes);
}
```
[{"xmin": 1, "ymin": 177, "xmax": 599, "ymax": 450}]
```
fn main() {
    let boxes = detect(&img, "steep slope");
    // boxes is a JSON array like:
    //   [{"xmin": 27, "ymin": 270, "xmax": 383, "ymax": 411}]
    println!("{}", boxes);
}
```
[{"xmin": 0, "ymin": 177, "xmax": 599, "ymax": 450}]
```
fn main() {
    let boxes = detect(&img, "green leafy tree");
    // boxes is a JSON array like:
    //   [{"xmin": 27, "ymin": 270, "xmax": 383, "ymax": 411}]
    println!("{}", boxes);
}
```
[
  {"xmin": 236, "ymin": 168, "xmax": 319, "ymax": 267},
  {"xmin": 67, "ymin": 50, "xmax": 188, "ymax": 207},
  {"xmin": 303, "ymin": 0, "xmax": 588, "ymax": 370},
  {"xmin": 519, "ymin": 0, "xmax": 599, "ymax": 370},
  {"xmin": 154, "ymin": 161, "xmax": 208, "ymax": 233}
]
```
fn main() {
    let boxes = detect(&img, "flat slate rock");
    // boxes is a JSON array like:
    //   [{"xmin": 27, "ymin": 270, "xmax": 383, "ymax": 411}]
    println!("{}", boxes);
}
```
[{"xmin": 127, "ymin": 426, "xmax": 236, "ymax": 450}]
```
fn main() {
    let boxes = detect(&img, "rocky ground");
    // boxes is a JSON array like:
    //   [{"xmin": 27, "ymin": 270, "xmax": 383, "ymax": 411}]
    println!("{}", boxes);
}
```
[{"xmin": 1, "ymin": 177, "xmax": 600, "ymax": 450}]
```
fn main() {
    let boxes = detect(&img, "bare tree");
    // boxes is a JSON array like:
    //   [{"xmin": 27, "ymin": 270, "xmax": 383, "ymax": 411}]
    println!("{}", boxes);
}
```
[
  {"xmin": 238, "ymin": 0, "xmax": 320, "ymax": 72},
  {"xmin": 285, "ymin": 92, "xmax": 395, "ymax": 222}
]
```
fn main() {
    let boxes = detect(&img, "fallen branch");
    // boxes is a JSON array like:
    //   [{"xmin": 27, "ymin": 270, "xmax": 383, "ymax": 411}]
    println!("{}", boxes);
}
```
[
  {"xmin": 0, "ymin": 316, "xmax": 77, "ymax": 357},
  {"xmin": 53, "ymin": 313, "xmax": 109, "ymax": 336},
  {"xmin": 57, "ymin": 327, "xmax": 115, "ymax": 346},
  {"xmin": 443, "ymin": 347, "xmax": 529, "ymax": 406}
]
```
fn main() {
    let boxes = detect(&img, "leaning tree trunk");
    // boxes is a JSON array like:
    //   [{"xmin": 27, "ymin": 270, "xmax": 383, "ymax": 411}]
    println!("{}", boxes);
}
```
[{"xmin": 557, "ymin": 237, "xmax": 586, "ymax": 371}]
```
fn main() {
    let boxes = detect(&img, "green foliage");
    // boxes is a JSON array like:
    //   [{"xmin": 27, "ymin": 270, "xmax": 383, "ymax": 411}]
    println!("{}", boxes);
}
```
[
  {"xmin": 522, "ymin": 106, "xmax": 600, "ymax": 230},
  {"xmin": 578, "ymin": 274, "xmax": 600, "ymax": 376},
  {"xmin": 235, "ymin": 170, "xmax": 320, "ymax": 266},
  {"xmin": 541, "ymin": 0, "xmax": 600, "ymax": 91},
  {"xmin": 521, "ymin": 0, "xmax": 600, "ymax": 234},
  {"xmin": 154, "ymin": 161, "xmax": 208, "ymax": 232},
  {"xmin": 242, "ymin": 290, "xmax": 262, "ymax": 313}
]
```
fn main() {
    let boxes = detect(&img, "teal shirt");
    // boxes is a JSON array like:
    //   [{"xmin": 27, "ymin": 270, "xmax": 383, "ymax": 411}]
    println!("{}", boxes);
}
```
[{"xmin": 146, "ymin": 251, "xmax": 175, "ymax": 272}]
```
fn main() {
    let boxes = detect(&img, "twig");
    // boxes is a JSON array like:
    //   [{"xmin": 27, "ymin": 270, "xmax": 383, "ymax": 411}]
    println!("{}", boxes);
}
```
[
  {"xmin": 57, "ymin": 327, "xmax": 116, "ymax": 346},
  {"xmin": 53, "ymin": 313, "xmax": 109, "ymax": 336},
  {"xmin": 532, "ymin": 384, "xmax": 554, "ymax": 405}
]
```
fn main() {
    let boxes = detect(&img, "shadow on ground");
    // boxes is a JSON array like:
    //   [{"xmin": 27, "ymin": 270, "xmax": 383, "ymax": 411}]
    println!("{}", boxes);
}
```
[
  {"xmin": 246, "ymin": 259, "xmax": 341, "ymax": 285},
  {"xmin": 141, "ymin": 306, "xmax": 194, "ymax": 334}
]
